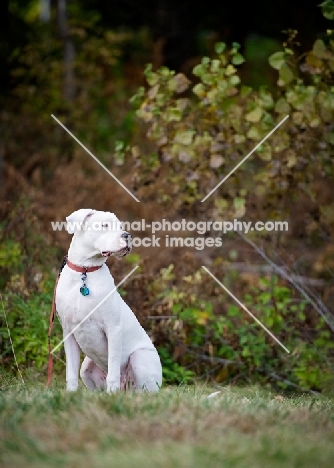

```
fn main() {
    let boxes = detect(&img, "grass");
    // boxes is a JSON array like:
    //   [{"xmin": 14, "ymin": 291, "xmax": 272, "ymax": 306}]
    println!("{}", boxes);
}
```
[{"xmin": 1, "ymin": 372, "xmax": 334, "ymax": 468}]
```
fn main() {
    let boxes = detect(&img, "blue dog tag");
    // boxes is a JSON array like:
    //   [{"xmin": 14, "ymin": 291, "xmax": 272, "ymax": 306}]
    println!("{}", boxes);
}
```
[{"xmin": 80, "ymin": 286, "xmax": 90, "ymax": 296}]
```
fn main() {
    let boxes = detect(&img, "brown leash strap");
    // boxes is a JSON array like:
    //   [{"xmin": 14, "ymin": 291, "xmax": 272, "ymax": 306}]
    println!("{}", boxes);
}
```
[
  {"xmin": 46, "ymin": 273, "xmax": 61, "ymax": 387},
  {"xmin": 46, "ymin": 256, "xmax": 67, "ymax": 387}
]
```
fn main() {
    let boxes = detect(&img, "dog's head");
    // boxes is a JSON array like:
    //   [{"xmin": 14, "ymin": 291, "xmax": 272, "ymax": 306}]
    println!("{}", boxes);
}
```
[{"xmin": 66, "ymin": 209, "xmax": 132, "ymax": 260}]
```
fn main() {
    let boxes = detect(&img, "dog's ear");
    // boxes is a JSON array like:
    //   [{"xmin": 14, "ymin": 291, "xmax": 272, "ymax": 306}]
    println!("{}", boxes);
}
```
[{"xmin": 66, "ymin": 209, "xmax": 96, "ymax": 234}]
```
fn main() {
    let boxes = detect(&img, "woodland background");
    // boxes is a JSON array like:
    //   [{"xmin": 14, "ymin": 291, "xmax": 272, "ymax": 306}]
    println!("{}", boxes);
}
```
[{"xmin": 1, "ymin": 0, "xmax": 334, "ymax": 393}]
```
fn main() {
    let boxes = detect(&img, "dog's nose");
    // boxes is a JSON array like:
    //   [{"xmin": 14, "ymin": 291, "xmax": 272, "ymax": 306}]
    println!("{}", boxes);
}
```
[{"xmin": 121, "ymin": 232, "xmax": 131, "ymax": 240}]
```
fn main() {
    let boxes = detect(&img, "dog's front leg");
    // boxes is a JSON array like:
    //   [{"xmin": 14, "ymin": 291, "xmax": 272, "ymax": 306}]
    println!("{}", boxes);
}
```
[
  {"xmin": 106, "ymin": 324, "xmax": 122, "ymax": 392},
  {"xmin": 105, "ymin": 294, "xmax": 123, "ymax": 392},
  {"xmin": 64, "ymin": 333, "xmax": 81, "ymax": 391}
]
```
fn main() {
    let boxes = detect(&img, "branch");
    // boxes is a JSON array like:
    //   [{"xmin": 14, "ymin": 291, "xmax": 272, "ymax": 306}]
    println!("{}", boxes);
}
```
[
  {"xmin": 266, "ymin": 371, "xmax": 321, "ymax": 396},
  {"xmin": 179, "ymin": 343, "xmax": 243, "ymax": 366},
  {"xmin": 224, "ymin": 261, "xmax": 325, "ymax": 287},
  {"xmin": 237, "ymin": 232, "xmax": 334, "ymax": 332}
]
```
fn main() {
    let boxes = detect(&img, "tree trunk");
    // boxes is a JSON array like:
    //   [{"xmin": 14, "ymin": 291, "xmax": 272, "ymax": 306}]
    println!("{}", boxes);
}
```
[
  {"xmin": 40, "ymin": 0, "xmax": 51, "ymax": 22},
  {"xmin": 57, "ymin": 0, "xmax": 75, "ymax": 102},
  {"xmin": 0, "ymin": 130, "xmax": 3, "ymax": 191},
  {"xmin": 154, "ymin": 0, "xmax": 194, "ymax": 71}
]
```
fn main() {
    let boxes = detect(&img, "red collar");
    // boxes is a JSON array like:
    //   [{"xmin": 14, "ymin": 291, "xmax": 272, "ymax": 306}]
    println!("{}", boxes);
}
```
[{"xmin": 66, "ymin": 257, "xmax": 103, "ymax": 273}]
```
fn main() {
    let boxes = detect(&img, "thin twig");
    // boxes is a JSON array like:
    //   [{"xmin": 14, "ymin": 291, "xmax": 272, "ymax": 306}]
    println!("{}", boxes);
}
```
[
  {"xmin": 271, "ymin": 248, "xmax": 334, "ymax": 324},
  {"xmin": 147, "ymin": 315, "xmax": 175, "ymax": 320},
  {"xmin": 267, "ymin": 371, "xmax": 321, "ymax": 395},
  {"xmin": 180, "ymin": 343, "xmax": 320, "ymax": 394},
  {"xmin": 179, "ymin": 344, "xmax": 242, "ymax": 366},
  {"xmin": 52, "ymin": 353, "xmax": 66, "ymax": 366},
  {"xmin": 224, "ymin": 261, "xmax": 325, "ymax": 287},
  {"xmin": 237, "ymin": 232, "xmax": 334, "ymax": 332},
  {"xmin": 0, "ymin": 293, "xmax": 25, "ymax": 385}
]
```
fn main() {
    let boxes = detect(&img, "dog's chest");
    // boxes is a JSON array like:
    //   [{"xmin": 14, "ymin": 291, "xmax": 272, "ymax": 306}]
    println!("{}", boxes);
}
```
[{"xmin": 56, "ymin": 265, "xmax": 117, "ymax": 328}]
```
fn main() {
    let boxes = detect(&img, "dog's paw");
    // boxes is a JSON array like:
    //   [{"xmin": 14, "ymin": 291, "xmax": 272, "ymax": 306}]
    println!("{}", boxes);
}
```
[
  {"xmin": 106, "ymin": 383, "xmax": 120, "ymax": 393},
  {"xmin": 66, "ymin": 381, "xmax": 79, "ymax": 391}
]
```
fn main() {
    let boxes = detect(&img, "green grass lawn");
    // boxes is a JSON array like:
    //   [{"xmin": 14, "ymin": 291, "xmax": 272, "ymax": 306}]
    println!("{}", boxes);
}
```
[{"xmin": 1, "ymin": 373, "xmax": 334, "ymax": 468}]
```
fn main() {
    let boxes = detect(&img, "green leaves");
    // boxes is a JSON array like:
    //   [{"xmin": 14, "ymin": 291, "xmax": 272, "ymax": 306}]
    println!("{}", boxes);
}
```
[
  {"xmin": 275, "ymin": 98, "xmax": 290, "ymax": 114},
  {"xmin": 192, "ymin": 44, "xmax": 243, "ymax": 106},
  {"xmin": 0, "ymin": 240, "xmax": 22, "ymax": 268},
  {"xmin": 130, "ymin": 37, "xmax": 334, "ymax": 242},
  {"xmin": 229, "ymin": 75, "xmax": 241, "ymax": 86},
  {"xmin": 269, "ymin": 50, "xmax": 294, "ymax": 86},
  {"xmin": 313, "ymin": 39, "xmax": 329, "ymax": 59},
  {"xmin": 232, "ymin": 53, "xmax": 245, "ymax": 65},
  {"xmin": 166, "ymin": 107, "xmax": 183, "ymax": 122},
  {"xmin": 278, "ymin": 63, "xmax": 294, "ymax": 86},
  {"xmin": 215, "ymin": 42, "xmax": 226, "ymax": 54},
  {"xmin": 225, "ymin": 64, "xmax": 237, "ymax": 76},
  {"xmin": 193, "ymin": 83, "xmax": 206, "ymax": 98},
  {"xmin": 144, "ymin": 63, "xmax": 159, "ymax": 86},
  {"xmin": 233, "ymin": 197, "xmax": 246, "ymax": 217},
  {"xmin": 319, "ymin": 0, "xmax": 334, "ymax": 20},
  {"xmin": 247, "ymin": 126, "xmax": 261, "ymax": 140},
  {"xmin": 268, "ymin": 51, "xmax": 286, "ymax": 70},
  {"xmin": 260, "ymin": 90, "xmax": 274, "ymax": 109},
  {"xmin": 245, "ymin": 107, "xmax": 263, "ymax": 123},
  {"xmin": 174, "ymin": 130, "xmax": 194, "ymax": 145},
  {"xmin": 257, "ymin": 143, "xmax": 272, "ymax": 161}
]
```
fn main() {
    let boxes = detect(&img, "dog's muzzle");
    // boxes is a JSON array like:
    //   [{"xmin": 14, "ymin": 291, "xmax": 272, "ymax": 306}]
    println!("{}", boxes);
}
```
[
  {"xmin": 117, "ymin": 232, "xmax": 132, "ymax": 257},
  {"xmin": 102, "ymin": 232, "xmax": 132, "ymax": 259}
]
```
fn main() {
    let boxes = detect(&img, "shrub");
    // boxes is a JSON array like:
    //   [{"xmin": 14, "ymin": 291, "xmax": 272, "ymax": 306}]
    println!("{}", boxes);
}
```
[
  {"xmin": 126, "ymin": 31, "xmax": 334, "ymax": 240},
  {"xmin": 149, "ymin": 264, "xmax": 334, "ymax": 391},
  {"xmin": 0, "ymin": 203, "xmax": 63, "ymax": 376}
]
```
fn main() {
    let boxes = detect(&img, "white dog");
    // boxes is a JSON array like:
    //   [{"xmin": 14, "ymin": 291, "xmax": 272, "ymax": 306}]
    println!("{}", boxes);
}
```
[{"xmin": 55, "ymin": 208, "xmax": 162, "ymax": 392}]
